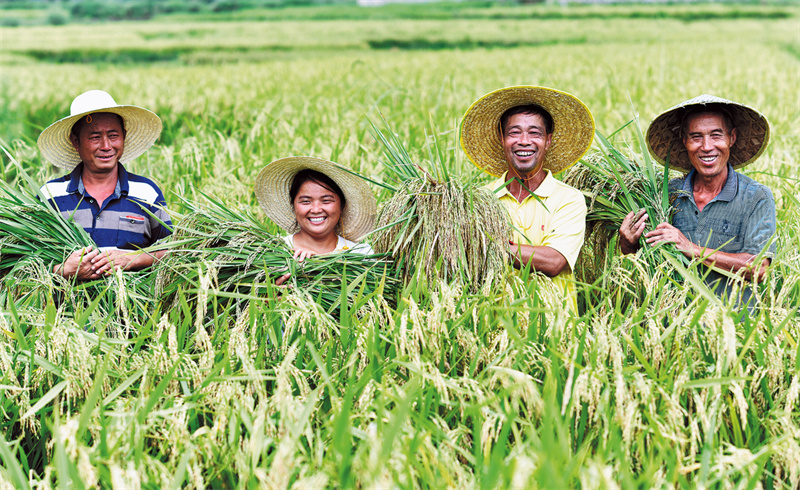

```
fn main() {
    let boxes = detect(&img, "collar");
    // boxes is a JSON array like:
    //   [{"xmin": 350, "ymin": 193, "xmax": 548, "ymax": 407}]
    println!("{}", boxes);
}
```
[
  {"xmin": 683, "ymin": 163, "xmax": 738, "ymax": 202},
  {"xmin": 67, "ymin": 162, "xmax": 129, "ymax": 198},
  {"xmin": 496, "ymin": 170, "xmax": 556, "ymax": 200}
]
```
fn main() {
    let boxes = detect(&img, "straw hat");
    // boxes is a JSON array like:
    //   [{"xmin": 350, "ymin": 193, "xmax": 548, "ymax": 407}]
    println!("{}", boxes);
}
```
[
  {"xmin": 646, "ymin": 94, "xmax": 770, "ymax": 173},
  {"xmin": 460, "ymin": 86, "xmax": 595, "ymax": 176},
  {"xmin": 37, "ymin": 90, "xmax": 162, "ymax": 170},
  {"xmin": 255, "ymin": 156, "xmax": 377, "ymax": 241}
]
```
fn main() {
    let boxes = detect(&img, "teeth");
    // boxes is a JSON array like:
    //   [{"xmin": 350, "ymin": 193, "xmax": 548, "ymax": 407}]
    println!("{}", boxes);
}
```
[
  {"xmin": 700, "ymin": 156, "xmax": 716, "ymax": 162},
  {"xmin": 516, "ymin": 151, "xmax": 534, "ymax": 156},
  {"xmin": 309, "ymin": 217, "xmax": 325, "ymax": 223}
]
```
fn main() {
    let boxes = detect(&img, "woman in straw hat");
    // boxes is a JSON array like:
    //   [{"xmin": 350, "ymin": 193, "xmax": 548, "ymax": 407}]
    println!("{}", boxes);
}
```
[
  {"xmin": 37, "ymin": 90, "xmax": 172, "ymax": 280},
  {"xmin": 255, "ymin": 157, "xmax": 376, "ymax": 282},
  {"xmin": 619, "ymin": 94, "xmax": 776, "ymax": 306},
  {"xmin": 460, "ymin": 86, "xmax": 594, "ymax": 313}
]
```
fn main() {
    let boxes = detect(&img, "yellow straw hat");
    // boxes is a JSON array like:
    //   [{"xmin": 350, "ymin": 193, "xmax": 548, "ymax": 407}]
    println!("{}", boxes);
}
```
[
  {"xmin": 37, "ymin": 90, "xmax": 162, "ymax": 170},
  {"xmin": 255, "ymin": 157, "xmax": 377, "ymax": 241},
  {"xmin": 460, "ymin": 86, "xmax": 595, "ymax": 176},
  {"xmin": 646, "ymin": 94, "xmax": 770, "ymax": 173}
]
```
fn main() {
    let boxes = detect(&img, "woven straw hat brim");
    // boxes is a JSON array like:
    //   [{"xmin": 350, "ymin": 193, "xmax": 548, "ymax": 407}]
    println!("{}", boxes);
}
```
[
  {"xmin": 37, "ymin": 105, "xmax": 162, "ymax": 170},
  {"xmin": 255, "ymin": 157, "xmax": 377, "ymax": 241},
  {"xmin": 460, "ymin": 86, "xmax": 595, "ymax": 177},
  {"xmin": 646, "ymin": 94, "xmax": 770, "ymax": 173}
]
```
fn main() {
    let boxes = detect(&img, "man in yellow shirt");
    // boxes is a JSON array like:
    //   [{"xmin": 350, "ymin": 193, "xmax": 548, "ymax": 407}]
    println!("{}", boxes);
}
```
[{"xmin": 460, "ymin": 86, "xmax": 595, "ymax": 312}]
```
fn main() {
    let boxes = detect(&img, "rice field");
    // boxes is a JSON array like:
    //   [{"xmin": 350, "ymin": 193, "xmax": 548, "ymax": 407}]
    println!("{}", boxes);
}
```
[{"xmin": 1, "ymin": 4, "xmax": 799, "ymax": 488}]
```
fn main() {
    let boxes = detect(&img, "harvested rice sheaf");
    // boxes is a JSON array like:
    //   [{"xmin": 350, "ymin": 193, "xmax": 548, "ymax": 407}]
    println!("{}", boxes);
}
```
[
  {"xmin": 372, "ymin": 172, "xmax": 511, "ymax": 293},
  {"xmin": 154, "ymin": 197, "xmax": 399, "ymax": 317}
]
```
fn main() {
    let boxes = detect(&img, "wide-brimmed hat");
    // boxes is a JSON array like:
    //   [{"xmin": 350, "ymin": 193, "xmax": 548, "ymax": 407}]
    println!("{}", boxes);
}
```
[
  {"xmin": 37, "ymin": 90, "xmax": 162, "ymax": 170},
  {"xmin": 255, "ymin": 156, "xmax": 377, "ymax": 241},
  {"xmin": 460, "ymin": 86, "xmax": 595, "ymax": 176},
  {"xmin": 646, "ymin": 94, "xmax": 770, "ymax": 172}
]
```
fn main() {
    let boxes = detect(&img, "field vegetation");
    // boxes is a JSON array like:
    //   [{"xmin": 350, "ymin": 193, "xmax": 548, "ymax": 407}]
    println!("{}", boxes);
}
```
[{"xmin": 1, "ymin": 2, "xmax": 799, "ymax": 488}]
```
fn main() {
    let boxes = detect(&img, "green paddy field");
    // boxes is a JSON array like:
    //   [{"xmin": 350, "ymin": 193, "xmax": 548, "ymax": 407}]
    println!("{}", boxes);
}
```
[{"xmin": 1, "ymin": 2, "xmax": 799, "ymax": 488}]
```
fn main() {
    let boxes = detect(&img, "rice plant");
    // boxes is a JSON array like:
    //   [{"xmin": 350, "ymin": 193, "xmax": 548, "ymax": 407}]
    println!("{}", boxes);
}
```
[{"xmin": 368, "ymin": 117, "xmax": 511, "ymax": 293}]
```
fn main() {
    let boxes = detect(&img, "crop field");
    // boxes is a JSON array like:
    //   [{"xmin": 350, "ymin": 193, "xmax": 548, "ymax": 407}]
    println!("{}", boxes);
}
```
[{"xmin": 1, "ymin": 3, "xmax": 799, "ymax": 488}]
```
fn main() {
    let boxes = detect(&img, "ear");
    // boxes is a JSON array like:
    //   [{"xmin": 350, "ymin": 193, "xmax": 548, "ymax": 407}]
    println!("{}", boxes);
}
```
[
  {"xmin": 544, "ymin": 132, "xmax": 553, "ymax": 151},
  {"xmin": 729, "ymin": 127, "xmax": 737, "ymax": 147},
  {"xmin": 69, "ymin": 132, "xmax": 80, "ymax": 152}
]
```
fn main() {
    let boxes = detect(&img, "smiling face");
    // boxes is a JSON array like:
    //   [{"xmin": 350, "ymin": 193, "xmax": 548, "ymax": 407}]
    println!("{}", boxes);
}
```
[
  {"xmin": 292, "ymin": 180, "xmax": 343, "ymax": 241},
  {"xmin": 69, "ymin": 112, "xmax": 126, "ymax": 175},
  {"xmin": 502, "ymin": 112, "xmax": 552, "ymax": 179},
  {"xmin": 682, "ymin": 111, "xmax": 737, "ymax": 181}
]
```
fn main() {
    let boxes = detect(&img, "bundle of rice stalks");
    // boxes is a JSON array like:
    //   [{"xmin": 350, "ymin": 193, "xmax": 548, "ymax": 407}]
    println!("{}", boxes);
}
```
[
  {"xmin": 367, "ymin": 118, "xmax": 510, "ymax": 292},
  {"xmin": 154, "ymin": 193, "xmax": 399, "ymax": 317},
  {"xmin": 562, "ymin": 117, "xmax": 689, "ymax": 302},
  {"xmin": 0, "ymin": 160, "xmax": 93, "ymax": 278}
]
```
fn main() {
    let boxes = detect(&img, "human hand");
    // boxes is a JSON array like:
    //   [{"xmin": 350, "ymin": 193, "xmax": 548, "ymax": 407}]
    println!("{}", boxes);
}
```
[
  {"xmin": 275, "ymin": 273, "xmax": 292, "ymax": 286},
  {"xmin": 619, "ymin": 209, "xmax": 648, "ymax": 255},
  {"xmin": 54, "ymin": 247, "xmax": 103, "ymax": 280},
  {"xmin": 292, "ymin": 248, "xmax": 317, "ymax": 262},
  {"xmin": 644, "ymin": 222, "xmax": 694, "ymax": 255}
]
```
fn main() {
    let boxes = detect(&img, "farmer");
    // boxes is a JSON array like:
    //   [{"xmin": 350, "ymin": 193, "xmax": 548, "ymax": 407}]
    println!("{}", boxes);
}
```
[
  {"xmin": 255, "ymin": 156, "xmax": 376, "ymax": 283},
  {"xmin": 619, "ymin": 95, "xmax": 776, "ymax": 305},
  {"xmin": 460, "ymin": 86, "xmax": 595, "ymax": 312},
  {"xmin": 37, "ymin": 90, "xmax": 172, "ymax": 280}
]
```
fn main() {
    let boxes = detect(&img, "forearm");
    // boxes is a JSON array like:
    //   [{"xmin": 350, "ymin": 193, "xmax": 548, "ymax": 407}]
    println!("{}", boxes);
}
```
[
  {"xmin": 510, "ymin": 244, "xmax": 569, "ymax": 277},
  {"xmin": 122, "ymin": 249, "xmax": 166, "ymax": 271},
  {"xmin": 686, "ymin": 245, "xmax": 769, "ymax": 282}
]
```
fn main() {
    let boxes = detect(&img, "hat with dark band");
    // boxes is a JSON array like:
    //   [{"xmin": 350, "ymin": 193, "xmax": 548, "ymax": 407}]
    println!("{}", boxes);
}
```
[{"xmin": 646, "ymin": 94, "xmax": 770, "ymax": 172}]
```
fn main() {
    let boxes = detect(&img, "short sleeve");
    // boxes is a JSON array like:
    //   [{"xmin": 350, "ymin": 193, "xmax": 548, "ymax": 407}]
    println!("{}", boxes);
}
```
[
  {"xmin": 541, "ymin": 187, "xmax": 587, "ymax": 270},
  {"xmin": 741, "ymin": 186, "xmax": 777, "ymax": 257}
]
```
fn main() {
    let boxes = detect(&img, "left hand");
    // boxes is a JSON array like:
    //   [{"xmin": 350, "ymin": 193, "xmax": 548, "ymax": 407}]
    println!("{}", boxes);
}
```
[
  {"xmin": 644, "ymin": 223, "xmax": 694, "ymax": 255},
  {"xmin": 92, "ymin": 249, "xmax": 141, "ymax": 274}
]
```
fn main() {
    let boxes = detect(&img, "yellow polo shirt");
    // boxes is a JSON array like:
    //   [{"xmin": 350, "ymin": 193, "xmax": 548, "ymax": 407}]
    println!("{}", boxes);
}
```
[{"xmin": 489, "ymin": 171, "xmax": 587, "ymax": 312}]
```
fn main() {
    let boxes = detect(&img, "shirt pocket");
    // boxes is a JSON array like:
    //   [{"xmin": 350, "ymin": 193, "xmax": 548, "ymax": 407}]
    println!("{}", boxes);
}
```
[
  {"xmin": 117, "ymin": 214, "xmax": 149, "ymax": 248},
  {"xmin": 703, "ymin": 218, "xmax": 743, "ymax": 253}
]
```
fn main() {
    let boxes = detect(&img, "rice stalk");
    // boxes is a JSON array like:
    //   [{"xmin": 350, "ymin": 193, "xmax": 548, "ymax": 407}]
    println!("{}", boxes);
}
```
[{"xmin": 367, "ymin": 117, "xmax": 511, "ymax": 292}]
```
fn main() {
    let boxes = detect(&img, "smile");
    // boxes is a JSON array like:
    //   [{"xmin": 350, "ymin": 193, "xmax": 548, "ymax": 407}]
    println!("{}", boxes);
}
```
[
  {"xmin": 308, "ymin": 217, "xmax": 326, "ymax": 223},
  {"xmin": 515, "ymin": 150, "xmax": 534, "ymax": 157},
  {"xmin": 699, "ymin": 156, "xmax": 718, "ymax": 163}
]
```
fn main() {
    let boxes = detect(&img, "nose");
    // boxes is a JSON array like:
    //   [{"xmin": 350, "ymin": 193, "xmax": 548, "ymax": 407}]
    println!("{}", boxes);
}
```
[
  {"xmin": 99, "ymin": 134, "xmax": 112, "ymax": 150},
  {"xmin": 700, "ymin": 135, "xmax": 714, "ymax": 151},
  {"xmin": 518, "ymin": 132, "xmax": 531, "ymax": 144}
]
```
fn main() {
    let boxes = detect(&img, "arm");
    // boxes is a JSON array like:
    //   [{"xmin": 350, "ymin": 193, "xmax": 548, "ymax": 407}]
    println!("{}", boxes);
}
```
[
  {"xmin": 644, "ymin": 223, "xmax": 770, "ymax": 282},
  {"xmin": 508, "ymin": 241, "xmax": 568, "ymax": 277},
  {"xmin": 53, "ymin": 247, "xmax": 104, "ymax": 280},
  {"xmin": 86, "ymin": 248, "xmax": 168, "ymax": 275}
]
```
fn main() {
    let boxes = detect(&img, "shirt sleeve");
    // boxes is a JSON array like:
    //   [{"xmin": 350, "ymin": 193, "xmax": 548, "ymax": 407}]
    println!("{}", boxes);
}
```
[
  {"xmin": 741, "ymin": 186, "xmax": 777, "ymax": 257},
  {"xmin": 149, "ymin": 187, "xmax": 173, "ymax": 243},
  {"xmin": 541, "ymin": 187, "xmax": 587, "ymax": 270}
]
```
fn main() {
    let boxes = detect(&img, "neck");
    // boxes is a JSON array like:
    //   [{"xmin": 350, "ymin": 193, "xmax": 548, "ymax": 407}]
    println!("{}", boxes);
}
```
[
  {"xmin": 293, "ymin": 231, "xmax": 339, "ymax": 254},
  {"xmin": 81, "ymin": 163, "xmax": 120, "ymax": 189},
  {"xmin": 692, "ymin": 166, "xmax": 728, "ymax": 197},
  {"xmin": 506, "ymin": 167, "xmax": 546, "ymax": 203}
]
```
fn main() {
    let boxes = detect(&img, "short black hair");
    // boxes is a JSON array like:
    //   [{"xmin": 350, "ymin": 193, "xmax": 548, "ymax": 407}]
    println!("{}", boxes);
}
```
[
  {"xmin": 70, "ymin": 112, "xmax": 126, "ymax": 141},
  {"xmin": 500, "ymin": 104, "xmax": 554, "ymax": 135},
  {"xmin": 680, "ymin": 104, "xmax": 735, "ymax": 138},
  {"xmin": 289, "ymin": 169, "xmax": 347, "ymax": 210}
]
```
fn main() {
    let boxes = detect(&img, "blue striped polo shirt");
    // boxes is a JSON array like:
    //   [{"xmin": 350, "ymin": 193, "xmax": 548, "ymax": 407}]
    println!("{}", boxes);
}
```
[
  {"xmin": 670, "ymin": 163, "xmax": 776, "ymax": 304},
  {"xmin": 39, "ymin": 163, "xmax": 172, "ymax": 250}
]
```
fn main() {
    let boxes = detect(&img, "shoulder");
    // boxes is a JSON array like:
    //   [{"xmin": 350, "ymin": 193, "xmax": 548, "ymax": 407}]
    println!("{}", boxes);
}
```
[
  {"xmin": 736, "ymin": 171, "xmax": 774, "ymax": 203},
  {"xmin": 282, "ymin": 234, "xmax": 294, "ymax": 248},
  {"xmin": 39, "ymin": 175, "xmax": 71, "ymax": 199},
  {"xmin": 668, "ymin": 176, "xmax": 687, "ymax": 195},
  {"xmin": 550, "ymin": 178, "xmax": 587, "ymax": 209},
  {"xmin": 339, "ymin": 236, "xmax": 374, "ymax": 255},
  {"xmin": 126, "ymin": 172, "xmax": 166, "ymax": 205}
]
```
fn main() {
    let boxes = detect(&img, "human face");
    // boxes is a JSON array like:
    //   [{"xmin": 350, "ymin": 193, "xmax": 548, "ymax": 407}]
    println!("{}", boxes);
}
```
[
  {"xmin": 682, "ymin": 112, "xmax": 737, "ymax": 181},
  {"xmin": 293, "ymin": 180, "xmax": 342, "ymax": 241},
  {"xmin": 502, "ymin": 113, "xmax": 552, "ymax": 178},
  {"xmin": 69, "ymin": 112, "xmax": 125, "ymax": 175}
]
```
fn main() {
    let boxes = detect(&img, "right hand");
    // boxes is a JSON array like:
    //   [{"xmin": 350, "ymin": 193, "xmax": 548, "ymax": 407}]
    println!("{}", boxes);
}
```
[
  {"xmin": 619, "ymin": 209, "xmax": 648, "ymax": 255},
  {"xmin": 53, "ymin": 247, "xmax": 105, "ymax": 280}
]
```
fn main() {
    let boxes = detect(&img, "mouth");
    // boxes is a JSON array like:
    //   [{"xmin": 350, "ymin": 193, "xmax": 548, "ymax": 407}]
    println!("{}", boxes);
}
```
[
  {"xmin": 514, "ymin": 150, "xmax": 535, "ymax": 157},
  {"xmin": 698, "ymin": 155, "xmax": 718, "ymax": 164},
  {"xmin": 308, "ymin": 217, "xmax": 327, "ymax": 224}
]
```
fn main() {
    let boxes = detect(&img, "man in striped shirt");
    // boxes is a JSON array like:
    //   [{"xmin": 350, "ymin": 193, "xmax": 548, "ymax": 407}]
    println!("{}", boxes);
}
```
[{"xmin": 37, "ymin": 90, "xmax": 172, "ymax": 280}]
